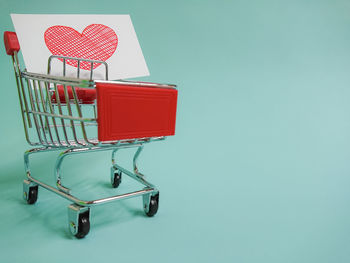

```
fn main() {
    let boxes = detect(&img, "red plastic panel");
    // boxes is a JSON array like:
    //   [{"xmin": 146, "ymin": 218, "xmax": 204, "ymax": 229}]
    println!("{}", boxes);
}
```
[
  {"xmin": 51, "ymin": 85, "xmax": 96, "ymax": 104},
  {"xmin": 96, "ymin": 82, "xmax": 177, "ymax": 141},
  {"xmin": 4, "ymin": 31, "xmax": 20, "ymax": 55}
]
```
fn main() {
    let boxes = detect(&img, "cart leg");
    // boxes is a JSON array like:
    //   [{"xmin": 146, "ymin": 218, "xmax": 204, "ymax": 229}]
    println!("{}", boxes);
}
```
[
  {"xmin": 112, "ymin": 145, "xmax": 159, "ymax": 190},
  {"xmin": 133, "ymin": 146, "xmax": 160, "ymax": 216},
  {"xmin": 23, "ymin": 179, "xmax": 38, "ymax": 204},
  {"xmin": 54, "ymin": 149, "xmax": 77, "ymax": 194},
  {"xmin": 68, "ymin": 204, "xmax": 90, "ymax": 239},
  {"xmin": 55, "ymin": 147, "xmax": 110, "ymax": 194},
  {"xmin": 133, "ymin": 145, "xmax": 144, "ymax": 176},
  {"xmin": 112, "ymin": 146, "xmax": 160, "ymax": 216},
  {"xmin": 23, "ymin": 147, "xmax": 55, "ymax": 204},
  {"xmin": 111, "ymin": 145, "xmax": 152, "ymax": 188}
]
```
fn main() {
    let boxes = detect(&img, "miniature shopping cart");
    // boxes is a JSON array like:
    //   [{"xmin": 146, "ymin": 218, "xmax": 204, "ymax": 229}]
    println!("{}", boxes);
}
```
[{"xmin": 4, "ymin": 31, "xmax": 177, "ymax": 238}]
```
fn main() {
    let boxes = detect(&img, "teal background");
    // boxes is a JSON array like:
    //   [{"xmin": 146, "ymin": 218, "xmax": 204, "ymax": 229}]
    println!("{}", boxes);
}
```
[{"xmin": 1, "ymin": 0, "xmax": 350, "ymax": 262}]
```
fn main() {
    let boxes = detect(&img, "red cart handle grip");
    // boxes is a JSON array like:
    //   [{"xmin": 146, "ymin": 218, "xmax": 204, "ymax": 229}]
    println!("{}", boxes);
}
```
[{"xmin": 4, "ymin": 31, "xmax": 20, "ymax": 55}]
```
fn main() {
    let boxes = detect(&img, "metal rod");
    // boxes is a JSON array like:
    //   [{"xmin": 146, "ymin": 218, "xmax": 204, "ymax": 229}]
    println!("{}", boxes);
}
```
[
  {"xmin": 114, "ymin": 164, "xmax": 155, "ymax": 189},
  {"xmin": 53, "ymin": 83, "xmax": 70, "ymax": 145},
  {"xmin": 14, "ymin": 52, "xmax": 32, "ymax": 127},
  {"xmin": 77, "ymin": 60, "xmax": 80, "ymax": 78},
  {"xmin": 44, "ymin": 82, "xmax": 62, "ymax": 146},
  {"xmin": 62, "ymin": 84, "xmax": 82, "ymax": 146},
  {"xmin": 63, "ymin": 58, "xmax": 66, "ymax": 76},
  {"xmin": 26, "ymin": 79, "xmax": 44, "ymax": 144},
  {"xmin": 70, "ymin": 86, "xmax": 96, "ymax": 145},
  {"xmin": 95, "ymin": 79, "xmax": 177, "ymax": 89},
  {"xmin": 11, "ymin": 54, "xmax": 33, "ymax": 144},
  {"xmin": 27, "ymin": 172, "xmax": 155, "ymax": 207},
  {"xmin": 28, "ymin": 110, "xmax": 96, "ymax": 122},
  {"xmin": 133, "ymin": 145, "xmax": 144, "ymax": 175},
  {"xmin": 33, "ymin": 80, "xmax": 49, "ymax": 144},
  {"xmin": 89, "ymin": 62, "xmax": 94, "ymax": 80},
  {"xmin": 38, "ymin": 81, "xmax": 54, "ymax": 143},
  {"xmin": 22, "ymin": 71, "xmax": 94, "ymax": 88}
]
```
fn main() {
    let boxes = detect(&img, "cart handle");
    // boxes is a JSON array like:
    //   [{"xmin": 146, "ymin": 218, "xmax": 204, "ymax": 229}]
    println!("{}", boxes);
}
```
[{"xmin": 4, "ymin": 31, "xmax": 20, "ymax": 55}]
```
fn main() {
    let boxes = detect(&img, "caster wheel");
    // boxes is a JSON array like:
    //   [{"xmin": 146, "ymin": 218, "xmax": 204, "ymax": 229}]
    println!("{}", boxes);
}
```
[
  {"xmin": 26, "ymin": 185, "xmax": 38, "ymax": 205},
  {"xmin": 145, "ymin": 193, "xmax": 159, "ymax": 217},
  {"xmin": 75, "ymin": 211, "xmax": 90, "ymax": 239},
  {"xmin": 112, "ymin": 170, "xmax": 122, "ymax": 188}
]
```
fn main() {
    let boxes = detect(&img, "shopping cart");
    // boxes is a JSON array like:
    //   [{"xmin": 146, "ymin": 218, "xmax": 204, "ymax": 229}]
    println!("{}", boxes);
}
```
[{"xmin": 3, "ymin": 31, "xmax": 177, "ymax": 238}]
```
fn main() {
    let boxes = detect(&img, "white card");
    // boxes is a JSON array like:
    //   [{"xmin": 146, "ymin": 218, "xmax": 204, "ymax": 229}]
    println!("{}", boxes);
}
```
[{"xmin": 11, "ymin": 14, "xmax": 150, "ymax": 80}]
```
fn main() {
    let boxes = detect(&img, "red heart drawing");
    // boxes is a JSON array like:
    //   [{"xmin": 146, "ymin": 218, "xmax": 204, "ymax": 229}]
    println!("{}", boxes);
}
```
[{"xmin": 44, "ymin": 24, "xmax": 118, "ymax": 70}]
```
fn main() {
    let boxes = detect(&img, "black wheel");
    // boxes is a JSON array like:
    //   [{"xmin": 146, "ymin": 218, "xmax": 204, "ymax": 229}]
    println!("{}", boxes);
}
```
[
  {"xmin": 146, "ymin": 193, "xmax": 159, "ymax": 217},
  {"xmin": 75, "ymin": 211, "xmax": 90, "ymax": 239},
  {"xmin": 112, "ymin": 170, "xmax": 122, "ymax": 188},
  {"xmin": 27, "ymin": 185, "xmax": 38, "ymax": 205}
]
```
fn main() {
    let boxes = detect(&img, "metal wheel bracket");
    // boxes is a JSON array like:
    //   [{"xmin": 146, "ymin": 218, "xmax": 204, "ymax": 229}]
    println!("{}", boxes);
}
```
[
  {"xmin": 142, "ymin": 192, "xmax": 151, "ymax": 213},
  {"xmin": 142, "ymin": 191, "xmax": 158, "ymax": 214},
  {"xmin": 68, "ymin": 204, "xmax": 90, "ymax": 236},
  {"xmin": 110, "ymin": 166, "xmax": 115, "ymax": 184},
  {"xmin": 110, "ymin": 166, "xmax": 119, "ymax": 184},
  {"xmin": 23, "ymin": 179, "xmax": 37, "ymax": 201}
]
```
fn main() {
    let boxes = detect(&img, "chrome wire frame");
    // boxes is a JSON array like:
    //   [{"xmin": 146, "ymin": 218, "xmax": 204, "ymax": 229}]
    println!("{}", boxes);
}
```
[
  {"xmin": 11, "ymin": 53, "xmax": 170, "ymax": 209},
  {"xmin": 24, "ymin": 145, "xmax": 158, "ymax": 207}
]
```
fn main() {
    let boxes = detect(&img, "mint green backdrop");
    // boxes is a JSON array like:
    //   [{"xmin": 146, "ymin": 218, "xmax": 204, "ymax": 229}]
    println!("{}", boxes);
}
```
[{"xmin": 1, "ymin": 0, "xmax": 350, "ymax": 262}]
